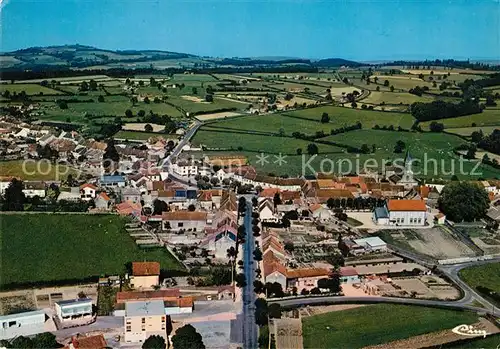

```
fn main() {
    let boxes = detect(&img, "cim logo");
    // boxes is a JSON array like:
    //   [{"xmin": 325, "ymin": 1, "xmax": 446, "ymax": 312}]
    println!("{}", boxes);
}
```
[{"xmin": 451, "ymin": 324, "xmax": 488, "ymax": 338}]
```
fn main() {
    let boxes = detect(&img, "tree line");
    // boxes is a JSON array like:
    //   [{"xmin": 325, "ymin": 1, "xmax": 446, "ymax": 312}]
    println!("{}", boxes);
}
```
[{"xmin": 410, "ymin": 100, "xmax": 483, "ymax": 122}]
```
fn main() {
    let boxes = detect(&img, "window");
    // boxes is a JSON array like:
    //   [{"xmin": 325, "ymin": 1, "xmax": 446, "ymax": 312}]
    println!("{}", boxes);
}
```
[
  {"xmin": 142, "ymin": 317, "xmax": 145, "ymax": 323},
  {"xmin": 178, "ymin": 222, "xmax": 184, "ymax": 227},
  {"xmin": 126, "ymin": 326, "xmax": 131, "ymax": 332},
  {"xmin": 417, "ymin": 218, "xmax": 422, "ymax": 224}
]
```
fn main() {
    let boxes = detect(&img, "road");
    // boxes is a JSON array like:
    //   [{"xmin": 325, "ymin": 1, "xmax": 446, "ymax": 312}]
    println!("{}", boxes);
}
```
[
  {"xmin": 160, "ymin": 120, "xmax": 202, "ymax": 185},
  {"xmin": 242, "ymin": 198, "xmax": 258, "ymax": 349}
]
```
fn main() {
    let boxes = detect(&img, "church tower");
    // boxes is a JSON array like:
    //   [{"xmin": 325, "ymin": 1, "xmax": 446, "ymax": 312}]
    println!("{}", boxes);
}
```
[{"xmin": 399, "ymin": 150, "xmax": 418, "ymax": 190}]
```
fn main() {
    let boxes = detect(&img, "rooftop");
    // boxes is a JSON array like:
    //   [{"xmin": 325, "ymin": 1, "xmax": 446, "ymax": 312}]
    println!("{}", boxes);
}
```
[
  {"xmin": 56, "ymin": 298, "xmax": 92, "ymax": 306},
  {"xmin": 132, "ymin": 261, "xmax": 160, "ymax": 276},
  {"xmin": 125, "ymin": 300, "xmax": 165, "ymax": 317},
  {"xmin": 353, "ymin": 237, "xmax": 387, "ymax": 248},
  {"xmin": 387, "ymin": 199, "xmax": 427, "ymax": 212}
]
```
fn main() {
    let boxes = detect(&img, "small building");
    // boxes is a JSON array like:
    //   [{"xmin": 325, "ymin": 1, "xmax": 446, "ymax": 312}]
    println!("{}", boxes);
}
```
[
  {"xmin": 0, "ymin": 310, "xmax": 46, "ymax": 340},
  {"xmin": 387, "ymin": 199, "xmax": 427, "ymax": 226},
  {"xmin": 122, "ymin": 187, "xmax": 141, "ymax": 203},
  {"xmin": 55, "ymin": 298, "xmax": 93, "ymax": 323},
  {"xmin": 124, "ymin": 300, "xmax": 167, "ymax": 344},
  {"xmin": 22, "ymin": 181, "xmax": 46, "ymax": 198},
  {"xmin": 80, "ymin": 183, "xmax": 97, "ymax": 201},
  {"xmin": 162, "ymin": 211, "xmax": 208, "ymax": 232},
  {"xmin": 353, "ymin": 237, "xmax": 387, "ymax": 253},
  {"xmin": 94, "ymin": 192, "xmax": 111, "ymax": 210},
  {"xmin": 339, "ymin": 267, "xmax": 360, "ymax": 284},
  {"xmin": 286, "ymin": 268, "xmax": 331, "ymax": 292},
  {"xmin": 310, "ymin": 204, "xmax": 333, "ymax": 222},
  {"xmin": 130, "ymin": 262, "xmax": 160, "ymax": 289},
  {"xmin": 434, "ymin": 213, "xmax": 446, "ymax": 225},
  {"xmin": 373, "ymin": 206, "xmax": 390, "ymax": 225},
  {"xmin": 99, "ymin": 175, "xmax": 126, "ymax": 189}
]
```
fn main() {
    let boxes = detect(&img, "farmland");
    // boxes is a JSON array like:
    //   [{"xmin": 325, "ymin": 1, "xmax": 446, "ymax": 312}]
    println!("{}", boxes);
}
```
[
  {"xmin": 420, "ymin": 109, "xmax": 500, "ymax": 130},
  {"xmin": 459, "ymin": 262, "xmax": 500, "ymax": 297},
  {"xmin": 114, "ymin": 130, "xmax": 169, "ymax": 140},
  {"xmin": 0, "ymin": 160, "xmax": 81, "ymax": 181},
  {"xmin": 0, "ymin": 83, "xmax": 65, "ymax": 95},
  {"xmin": 0, "ymin": 214, "xmax": 184, "ymax": 289},
  {"xmin": 302, "ymin": 304, "xmax": 478, "ymax": 349}
]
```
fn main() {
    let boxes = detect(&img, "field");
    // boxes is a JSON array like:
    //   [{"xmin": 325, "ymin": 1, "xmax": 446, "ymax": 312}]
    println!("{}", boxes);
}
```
[
  {"xmin": 0, "ymin": 214, "xmax": 184, "ymax": 289},
  {"xmin": 445, "ymin": 126, "xmax": 500, "ymax": 137},
  {"xmin": 301, "ymin": 304, "xmax": 478, "ymax": 349},
  {"xmin": 114, "ymin": 130, "xmax": 168, "ymax": 140},
  {"xmin": 0, "ymin": 160, "xmax": 80, "ymax": 181},
  {"xmin": 122, "ymin": 123, "xmax": 165, "ymax": 132},
  {"xmin": 0, "ymin": 83, "xmax": 64, "ymax": 95},
  {"xmin": 459, "ymin": 262, "xmax": 500, "ymax": 296},
  {"xmin": 361, "ymin": 91, "xmax": 434, "ymax": 105},
  {"xmin": 420, "ymin": 109, "xmax": 500, "ymax": 130},
  {"xmin": 378, "ymin": 227, "xmax": 478, "ymax": 260}
]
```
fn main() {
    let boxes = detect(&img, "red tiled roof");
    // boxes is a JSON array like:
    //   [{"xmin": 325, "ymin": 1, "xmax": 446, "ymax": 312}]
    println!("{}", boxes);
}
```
[
  {"xmin": 286, "ymin": 268, "xmax": 330, "ymax": 279},
  {"xmin": 64, "ymin": 335, "xmax": 107, "ymax": 349},
  {"xmin": 263, "ymin": 261, "xmax": 287, "ymax": 277},
  {"xmin": 259, "ymin": 188, "xmax": 280, "ymax": 198},
  {"xmin": 132, "ymin": 262, "xmax": 160, "ymax": 276},
  {"xmin": 162, "ymin": 211, "xmax": 208, "ymax": 221},
  {"xmin": 387, "ymin": 199, "xmax": 426, "ymax": 212},
  {"xmin": 116, "ymin": 289, "xmax": 181, "ymax": 303},
  {"xmin": 98, "ymin": 192, "xmax": 110, "ymax": 201},
  {"xmin": 80, "ymin": 183, "xmax": 97, "ymax": 190},
  {"xmin": 340, "ymin": 266, "xmax": 358, "ymax": 277}
]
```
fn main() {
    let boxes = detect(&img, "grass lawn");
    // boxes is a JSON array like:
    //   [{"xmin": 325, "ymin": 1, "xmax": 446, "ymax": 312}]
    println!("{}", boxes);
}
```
[
  {"xmin": 114, "ymin": 130, "xmax": 169, "ymax": 140},
  {"xmin": 0, "ymin": 214, "xmax": 184, "ymax": 289},
  {"xmin": 167, "ymin": 96, "xmax": 246, "ymax": 115},
  {"xmin": 446, "ymin": 333, "xmax": 500, "ymax": 348},
  {"xmin": 420, "ymin": 109, "xmax": 500, "ymax": 130},
  {"xmin": 445, "ymin": 126, "xmax": 500, "ymax": 137},
  {"xmin": 0, "ymin": 83, "xmax": 65, "ymax": 95},
  {"xmin": 302, "ymin": 304, "xmax": 478, "ymax": 349},
  {"xmin": 282, "ymin": 106, "xmax": 416, "ymax": 129},
  {"xmin": 0, "ymin": 160, "xmax": 81, "ymax": 181},
  {"xmin": 459, "ymin": 262, "xmax": 500, "ymax": 295}
]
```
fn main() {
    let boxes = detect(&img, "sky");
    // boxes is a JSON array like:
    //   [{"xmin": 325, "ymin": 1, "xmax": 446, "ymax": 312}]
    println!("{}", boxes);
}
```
[{"xmin": 1, "ymin": 0, "xmax": 499, "ymax": 60}]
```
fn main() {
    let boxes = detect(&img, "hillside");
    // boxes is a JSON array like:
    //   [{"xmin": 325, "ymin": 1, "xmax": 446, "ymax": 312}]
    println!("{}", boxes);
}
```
[{"xmin": 0, "ymin": 44, "xmax": 362, "ymax": 71}]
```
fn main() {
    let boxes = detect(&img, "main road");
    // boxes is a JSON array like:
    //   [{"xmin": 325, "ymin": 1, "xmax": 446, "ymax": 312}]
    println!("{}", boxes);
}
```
[{"xmin": 242, "ymin": 198, "xmax": 258, "ymax": 349}]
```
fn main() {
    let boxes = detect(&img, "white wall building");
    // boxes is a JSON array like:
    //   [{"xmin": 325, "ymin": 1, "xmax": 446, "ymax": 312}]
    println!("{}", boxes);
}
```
[{"xmin": 387, "ymin": 199, "xmax": 427, "ymax": 226}]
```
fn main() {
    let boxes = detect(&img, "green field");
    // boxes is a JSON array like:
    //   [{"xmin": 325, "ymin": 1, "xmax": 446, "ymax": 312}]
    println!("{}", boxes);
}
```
[
  {"xmin": 302, "ymin": 304, "xmax": 479, "ymax": 349},
  {"xmin": 114, "ymin": 130, "xmax": 168, "ymax": 140},
  {"xmin": 0, "ymin": 83, "xmax": 65, "ymax": 95},
  {"xmin": 362, "ymin": 91, "xmax": 434, "ymax": 105},
  {"xmin": 446, "ymin": 333, "xmax": 500, "ymax": 348},
  {"xmin": 446, "ymin": 126, "xmax": 500, "ymax": 137},
  {"xmin": 459, "ymin": 262, "xmax": 500, "ymax": 300},
  {"xmin": 421, "ymin": 109, "xmax": 500, "ymax": 130},
  {"xmin": 0, "ymin": 160, "xmax": 81, "ymax": 181},
  {"xmin": 0, "ymin": 214, "xmax": 184, "ymax": 289},
  {"xmin": 282, "ymin": 105, "xmax": 416, "ymax": 129}
]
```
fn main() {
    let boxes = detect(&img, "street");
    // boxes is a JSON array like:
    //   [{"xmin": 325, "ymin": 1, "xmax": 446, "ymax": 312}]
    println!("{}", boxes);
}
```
[{"xmin": 242, "ymin": 198, "xmax": 258, "ymax": 349}]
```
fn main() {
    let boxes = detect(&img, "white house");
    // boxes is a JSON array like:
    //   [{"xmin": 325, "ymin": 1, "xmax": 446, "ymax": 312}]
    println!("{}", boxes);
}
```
[
  {"xmin": 162, "ymin": 211, "xmax": 208, "ymax": 232},
  {"xmin": 80, "ymin": 183, "xmax": 97, "ymax": 201},
  {"xmin": 171, "ymin": 160, "xmax": 198, "ymax": 177},
  {"xmin": 55, "ymin": 298, "xmax": 93, "ymax": 323},
  {"xmin": 373, "ymin": 206, "xmax": 390, "ymax": 225},
  {"xmin": 310, "ymin": 204, "xmax": 333, "ymax": 222},
  {"xmin": 353, "ymin": 237, "xmax": 388, "ymax": 253},
  {"xmin": 22, "ymin": 181, "xmax": 46, "ymax": 198},
  {"xmin": 0, "ymin": 310, "xmax": 46, "ymax": 340},
  {"xmin": 339, "ymin": 267, "xmax": 360, "ymax": 284},
  {"xmin": 99, "ymin": 175, "xmax": 126, "ymax": 189},
  {"xmin": 201, "ymin": 225, "xmax": 237, "ymax": 259},
  {"xmin": 387, "ymin": 199, "xmax": 427, "ymax": 226},
  {"xmin": 95, "ymin": 192, "xmax": 111, "ymax": 210},
  {"xmin": 259, "ymin": 199, "xmax": 276, "ymax": 222},
  {"xmin": 0, "ymin": 177, "xmax": 14, "ymax": 195}
]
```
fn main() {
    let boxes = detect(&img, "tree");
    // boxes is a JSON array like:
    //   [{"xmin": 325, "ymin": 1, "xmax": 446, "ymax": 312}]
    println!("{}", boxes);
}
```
[
  {"xmin": 103, "ymin": 139, "xmax": 120, "ymax": 171},
  {"xmin": 390, "ymin": 85, "xmax": 395, "ymax": 92},
  {"xmin": 429, "ymin": 121, "xmax": 444, "ymax": 132},
  {"xmin": 192, "ymin": 87, "xmax": 198, "ymax": 95},
  {"xmin": 97, "ymin": 95, "xmax": 105, "ymax": 102},
  {"xmin": 383, "ymin": 80, "xmax": 390, "ymax": 87},
  {"xmin": 393, "ymin": 140, "xmax": 406, "ymax": 153},
  {"xmin": 32, "ymin": 333, "xmax": 59, "ymax": 349},
  {"xmin": 438, "ymin": 182, "xmax": 490, "ymax": 222},
  {"xmin": 360, "ymin": 144, "xmax": 370, "ymax": 154},
  {"xmin": 144, "ymin": 96, "xmax": 150, "ymax": 104},
  {"xmin": 253, "ymin": 248, "xmax": 263, "ymax": 261},
  {"xmin": 171, "ymin": 324, "xmax": 205, "ymax": 349},
  {"xmin": 321, "ymin": 112, "xmax": 330, "ymax": 123},
  {"xmin": 273, "ymin": 192, "xmax": 282, "ymax": 207},
  {"xmin": 142, "ymin": 335, "xmax": 166, "ymax": 349},
  {"xmin": 138, "ymin": 109, "xmax": 146, "ymax": 117},
  {"xmin": 235, "ymin": 273, "xmax": 247, "ymax": 288},
  {"xmin": 57, "ymin": 100, "xmax": 68, "ymax": 109},
  {"xmin": 144, "ymin": 123, "xmax": 153, "ymax": 132},
  {"xmin": 10, "ymin": 336, "xmax": 33, "ymax": 348},
  {"xmin": 284, "ymin": 242, "xmax": 294, "ymax": 253},
  {"xmin": 268, "ymin": 303, "xmax": 282, "ymax": 319},
  {"xmin": 307, "ymin": 143, "xmax": 319, "ymax": 155},
  {"xmin": 376, "ymin": 86, "xmax": 380, "ymax": 91},
  {"xmin": 153, "ymin": 199, "xmax": 169, "ymax": 215},
  {"xmin": 188, "ymin": 204, "xmax": 196, "ymax": 211},
  {"xmin": 351, "ymin": 102, "xmax": 357, "ymax": 108},
  {"xmin": 205, "ymin": 94, "xmax": 214, "ymax": 102},
  {"xmin": 296, "ymin": 148, "xmax": 302, "ymax": 155},
  {"xmin": 227, "ymin": 246, "xmax": 237, "ymax": 260},
  {"xmin": 3, "ymin": 178, "xmax": 25, "ymax": 211},
  {"xmin": 125, "ymin": 109, "xmax": 133, "ymax": 118}
]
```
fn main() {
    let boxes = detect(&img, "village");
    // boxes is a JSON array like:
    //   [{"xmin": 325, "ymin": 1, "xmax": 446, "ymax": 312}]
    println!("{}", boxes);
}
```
[{"xmin": 1, "ymin": 111, "xmax": 500, "ymax": 349}]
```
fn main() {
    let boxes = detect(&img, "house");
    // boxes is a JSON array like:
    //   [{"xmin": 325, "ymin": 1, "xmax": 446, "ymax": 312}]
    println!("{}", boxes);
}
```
[
  {"xmin": 0, "ymin": 310, "xmax": 46, "ymax": 340},
  {"xmin": 263, "ymin": 261, "xmax": 287, "ymax": 291},
  {"xmin": 22, "ymin": 181, "xmax": 46, "ymax": 198},
  {"xmin": 309, "ymin": 204, "xmax": 333, "ymax": 222},
  {"xmin": 259, "ymin": 199, "xmax": 276, "ymax": 222},
  {"xmin": 80, "ymin": 183, "xmax": 97, "ymax": 201},
  {"xmin": 55, "ymin": 298, "xmax": 93, "ymax": 325},
  {"xmin": 162, "ymin": 211, "xmax": 208, "ymax": 232},
  {"xmin": 63, "ymin": 334, "xmax": 107, "ymax": 349},
  {"xmin": 373, "ymin": 206, "xmax": 390, "ymax": 225},
  {"xmin": 171, "ymin": 159, "xmax": 198, "ymax": 177},
  {"xmin": 114, "ymin": 290, "xmax": 193, "ymax": 316},
  {"xmin": 353, "ymin": 237, "xmax": 388, "ymax": 252},
  {"xmin": 201, "ymin": 225, "xmax": 237, "ymax": 259},
  {"xmin": 387, "ymin": 199, "xmax": 427, "ymax": 226},
  {"xmin": 339, "ymin": 267, "xmax": 360, "ymax": 284},
  {"xmin": 124, "ymin": 300, "xmax": 167, "ymax": 344},
  {"xmin": 122, "ymin": 187, "xmax": 141, "ymax": 203},
  {"xmin": 0, "ymin": 176, "xmax": 16, "ymax": 195},
  {"xmin": 130, "ymin": 262, "xmax": 160, "ymax": 289},
  {"xmin": 286, "ymin": 268, "xmax": 331, "ymax": 292},
  {"xmin": 94, "ymin": 192, "xmax": 111, "ymax": 210},
  {"xmin": 99, "ymin": 175, "xmax": 126, "ymax": 189},
  {"xmin": 434, "ymin": 213, "xmax": 446, "ymax": 225},
  {"xmin": 115, "ymin": 201, "xmax": 142, "ymax": 216}
]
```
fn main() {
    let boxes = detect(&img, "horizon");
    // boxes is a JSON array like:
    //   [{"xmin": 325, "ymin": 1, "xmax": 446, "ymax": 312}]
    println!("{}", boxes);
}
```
[{"xmin": 1, "ymin": 0, "xmax": 499, "ymax": 61}]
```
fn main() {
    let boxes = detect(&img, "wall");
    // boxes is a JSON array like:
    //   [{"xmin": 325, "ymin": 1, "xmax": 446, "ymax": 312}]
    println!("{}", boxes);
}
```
[
  {"xmin": 389, "ymin": 211, "xmax": 426, "ymax": 226},
  {"xmin": 130, "ymin": 275, "xmax": 159, "ymax": 289}
]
